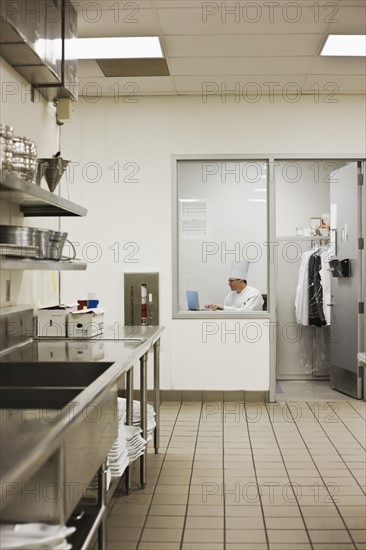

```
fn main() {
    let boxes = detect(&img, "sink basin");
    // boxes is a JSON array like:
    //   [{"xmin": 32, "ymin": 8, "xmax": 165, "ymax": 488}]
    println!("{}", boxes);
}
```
[
  {"xmin": 0, "ymin": 387, "xmax": 81, "ymax": 409},
  {"xmin": 0, "ymin": 361, "xmax": 114, "ymax": 389},
  {"xmin": 0, "ymin": 360, "xmax": 118, "ymax": 524}
]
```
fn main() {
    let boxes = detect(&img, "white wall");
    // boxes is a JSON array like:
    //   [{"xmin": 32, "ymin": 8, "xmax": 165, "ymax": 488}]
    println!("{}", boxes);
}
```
[
  {"xmin": 0, "ymin": 59, "xmax": 60, "ymax": 309},
  {"xmin": 275, "ymin": 161, "xmax": 343, "ymax": 236},
  {"xmin": 2, "ymin": 55, "xmax": 365, "ymax": 391}
]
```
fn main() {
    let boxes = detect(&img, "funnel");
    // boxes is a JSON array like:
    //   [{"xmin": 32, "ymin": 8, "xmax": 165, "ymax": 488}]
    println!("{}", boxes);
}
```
[{"xmin": 37, "ymin": 158, "xmax": 70, "ymax": 192}]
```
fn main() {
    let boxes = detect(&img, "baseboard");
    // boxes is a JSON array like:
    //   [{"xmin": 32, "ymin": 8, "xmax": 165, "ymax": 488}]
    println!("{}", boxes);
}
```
[{"xmin": 118, "ymin": 389, "xmax": 269, "ymax": 403}]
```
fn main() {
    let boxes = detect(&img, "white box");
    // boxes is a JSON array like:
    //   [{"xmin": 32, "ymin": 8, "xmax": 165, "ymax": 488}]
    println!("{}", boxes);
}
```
[
  {"xmin": 68, "ymin": 309, "xmax": 104, "ymax": 339},
  {"xmin": 37, "ymin": 304, "xmax": 77, "ymax": 338}
]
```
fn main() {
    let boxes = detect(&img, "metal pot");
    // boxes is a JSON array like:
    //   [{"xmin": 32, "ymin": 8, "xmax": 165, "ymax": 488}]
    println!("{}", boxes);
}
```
[{"xmin": 47, "ymin": 230, "xmax": 68, "ymax": 260}]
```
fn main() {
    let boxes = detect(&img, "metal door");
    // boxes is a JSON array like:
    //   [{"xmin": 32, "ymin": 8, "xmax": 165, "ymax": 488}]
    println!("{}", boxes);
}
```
[{"xmin": 329, "ymin": 162, "xmax": 364, "ymax": 398}]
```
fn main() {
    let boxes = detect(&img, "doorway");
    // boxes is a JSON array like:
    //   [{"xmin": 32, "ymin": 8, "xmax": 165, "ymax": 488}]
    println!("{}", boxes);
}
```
[{"xmin": 274, "ymin": 159, "xmax": 365, "ymax": 400}]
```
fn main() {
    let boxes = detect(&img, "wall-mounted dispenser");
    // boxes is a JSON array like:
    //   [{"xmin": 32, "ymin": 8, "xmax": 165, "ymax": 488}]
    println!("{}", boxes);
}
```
[
  {"xmin": 124, "ymin": 273, "xmax": 159, "ymax": 326},
  {"xmin": 329, "ymin": 258, "xmax": 351, "ymax": 278}
]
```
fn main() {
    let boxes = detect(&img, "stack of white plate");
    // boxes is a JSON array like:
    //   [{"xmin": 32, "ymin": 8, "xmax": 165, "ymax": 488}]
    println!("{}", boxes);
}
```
[
  {"xmin": 105, "ymin": 399, "xmax": 128, "ymax": 478},
  {"xmin": 108, "ymin": 420, "xmax": 129, "ymax": 478},
  {"xmin": 118, "ymin": 398, "xmax": 156, "ymax": 442},
  {"xmin": 0, "ymin": 523, "xmax": 75, "ymax": 549},
  {"xmin": 107, "ymin": 398, "xmax": 155, "ymax": 475},
  {"xmin": 125, "ymin": 425, "xmax": 147, "ymax": 464}
]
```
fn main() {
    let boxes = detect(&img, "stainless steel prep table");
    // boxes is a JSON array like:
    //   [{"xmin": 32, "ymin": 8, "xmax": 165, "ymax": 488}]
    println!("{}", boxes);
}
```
[{"xmin": 0, "ymin": 325, "xmax": 164, "ymax": 549}]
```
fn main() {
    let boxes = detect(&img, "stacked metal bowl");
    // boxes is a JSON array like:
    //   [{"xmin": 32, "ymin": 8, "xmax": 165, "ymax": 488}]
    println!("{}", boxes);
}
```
[
  {"xmin": 0, "ymin": 226, "xmax": 71, "ymax": 261},
  {"xmin": 0, "ymin": 226, "xmax": 51, "ymax": 259},
  {"xmin": 1, "ymin": 126, "xmax": 38, "ymax": 183},
  {"xmin": 0, "ymin": 124, "xmax": 14, "ymax": 171},
  {"xmin": 11, "ymin": 136, "xmax": 38, "ymax": 184}
]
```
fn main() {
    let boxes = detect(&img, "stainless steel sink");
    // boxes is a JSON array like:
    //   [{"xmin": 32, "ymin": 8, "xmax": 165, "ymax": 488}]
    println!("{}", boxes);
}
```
[
  {"xmin": 0, "ymin": 361, "xmax": 114, "ymax": 389},
  {"xmin": 0, "ymin": 360, "xmax": 118, "ymax": 523}
]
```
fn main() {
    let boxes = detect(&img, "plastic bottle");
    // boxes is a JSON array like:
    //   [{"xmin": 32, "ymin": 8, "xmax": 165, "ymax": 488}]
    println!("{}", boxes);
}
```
[
  {"xmin": 148, "ymin": 293, "xmax": 153, "ymax": 325},
  {"xmin": 141, "ymin": 284, "xmax": 147, "ymax": 325}
]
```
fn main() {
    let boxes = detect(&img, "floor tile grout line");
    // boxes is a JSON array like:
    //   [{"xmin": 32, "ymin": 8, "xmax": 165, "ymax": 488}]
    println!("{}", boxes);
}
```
[
  {"xmin": 264, "ymin": 402, "xmax": 315, "ymax": 550},
  {"xmin": 135, "ymin": 402, "xmax": 183, "ymax": 550},
  {"xmin": 346, "ymin": 402, "xmax": 366, "ymax": 422},
  {"xmin": 179, "ymin": 402, "xmax": 203, "ymax": 550},
  {"xmin": 243, "ymin": 401, "xmax": 270, "ymax": 550},
  {"xmin": 221, "ymin": 400, "xmax": 226, "ymax": 550},
  {"xmin": 305, "ymin": 400, "xmax": 366, "ymax": 497},
  {"xmin": 347, "ymin": 399, "xmax": 366, "ymax": 421},
  {"xmin": 285, "ymin": 401, "xmax": 358, "ymax": 550},
  {"xmin": 323, "ymin": 400, "xmax": 366, "ymax": 450}
]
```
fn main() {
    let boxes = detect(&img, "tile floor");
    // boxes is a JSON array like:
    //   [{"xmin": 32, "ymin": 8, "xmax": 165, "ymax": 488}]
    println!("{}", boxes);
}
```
[
  {"xmin": 277, "ymin": 381, "xmax": 362, "ymax": 402},
  {"xmin": 106, "ymin": 399, "xmax": 366, "ymax": 550}
]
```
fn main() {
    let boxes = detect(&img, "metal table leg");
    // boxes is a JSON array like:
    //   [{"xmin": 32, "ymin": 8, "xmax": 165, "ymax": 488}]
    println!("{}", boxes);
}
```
[
  {"xmin": 140, "ymin": 352, "xmax": 148, "ymax": 489},
  {"xmin": 97, "ymin": 462, "xmax": 107, "ymax": 550},
  {"xmin": 153, "ymin": 339, "xmax": 160, "ymax": 453},
  {"xmin": 125, "ymin": 366, "xmax": 133, "ymax": 495}
]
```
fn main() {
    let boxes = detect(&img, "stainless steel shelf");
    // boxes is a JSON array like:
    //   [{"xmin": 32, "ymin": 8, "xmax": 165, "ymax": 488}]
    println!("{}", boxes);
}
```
[
  {"xmin": 0, "ymin": 172, "xmax": 87, "ymax": 217},
  {"xmin": 0, "ymin": 257, "xmax": 87, "ymax": 271}
]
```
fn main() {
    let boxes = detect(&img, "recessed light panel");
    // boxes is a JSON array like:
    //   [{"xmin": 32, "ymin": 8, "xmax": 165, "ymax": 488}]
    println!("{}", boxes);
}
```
[
  {"xmin": 69, "ymin": 37, "xmax": 163, "ymax": 60},
  {"xmin": 320, "ymin": 35, "xmax": 366, "ymax": 56}
]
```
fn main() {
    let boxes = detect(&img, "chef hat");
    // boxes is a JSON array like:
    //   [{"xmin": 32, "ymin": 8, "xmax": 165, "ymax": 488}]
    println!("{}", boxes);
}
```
[{"xmin": 229, "ymin": 260, "xmax": 249, "ymax": 280}]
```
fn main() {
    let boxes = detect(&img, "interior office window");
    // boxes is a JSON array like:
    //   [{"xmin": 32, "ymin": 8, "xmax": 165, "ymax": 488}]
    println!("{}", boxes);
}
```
[{"xmin": 177, "ymin": 159, "xmax": 268, "ymax": 312}]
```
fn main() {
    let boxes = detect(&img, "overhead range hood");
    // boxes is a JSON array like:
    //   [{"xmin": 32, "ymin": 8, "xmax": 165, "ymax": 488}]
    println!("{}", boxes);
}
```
[{"xmin": 0, "ymin": 0, "xmax": 78, "ymax": 101}]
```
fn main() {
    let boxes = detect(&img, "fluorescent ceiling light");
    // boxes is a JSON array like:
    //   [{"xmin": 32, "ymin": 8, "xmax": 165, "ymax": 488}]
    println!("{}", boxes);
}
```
[
  {"xmin": 179, "ymin": 199, "xmax": 200, "ymax": 203},
  {"xmin": 249, "ymin": 199, "xmax": 266, "ymax": 203},
  {"xmin": 320, "ymin": 35, "xmax": 366, "ymax": 56},
  {"xmin": 69, "ymin": 37, "xmax": 163, "ymax": 60},
  {"xmin": 254, "ymin": 188, "xmax": 266, "ymax": 192}
]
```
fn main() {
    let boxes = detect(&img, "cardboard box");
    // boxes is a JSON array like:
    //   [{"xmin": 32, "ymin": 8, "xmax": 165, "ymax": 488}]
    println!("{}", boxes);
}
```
[
  {"xmin": 68, "ymin": 309, "xmax": 104, "ymax": 339},
  {"xmin": 37, "ymin": 303, "xmax": 77, "ymax": 338}
]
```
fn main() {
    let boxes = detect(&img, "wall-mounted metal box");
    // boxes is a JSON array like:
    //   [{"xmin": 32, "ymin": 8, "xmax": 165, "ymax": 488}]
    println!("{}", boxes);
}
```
[{"xmin": 124, "ymin": 272, "xmax": 159, "ymax": 326}]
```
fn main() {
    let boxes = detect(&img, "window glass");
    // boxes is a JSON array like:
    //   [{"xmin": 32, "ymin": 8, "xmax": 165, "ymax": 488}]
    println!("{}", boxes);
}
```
[{"xmin": 177, "ymin": 159, "xmax": 268, "ymax": 313}]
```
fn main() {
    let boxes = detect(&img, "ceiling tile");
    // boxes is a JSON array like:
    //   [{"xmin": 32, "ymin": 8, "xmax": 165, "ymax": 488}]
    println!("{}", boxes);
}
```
[
  {"xmin": 311, "ymin": 57, "xmax": 366, "ymax": 75},
  {"xmin": 77, "ymin": 60, "xmax": 104, "ymax": 78},
  {"xmin": 165, "ymin": 34, "xmax": 325, "ymax": 57},
  {"xmin": 173, "ymin": 75, "xmax": 307, "ymax": 94},
  {"xmin": 77, "ymin": 6, "xmax": 158, "ymax": 38},
  {"xmin": 335, "ymin": 5, "xmax": 366, "ymax": 33},
  {"xmin": 303, "ymin": 75, "xmax": 366, "ymax": 93},
  {"xmin": 71, "ymin": 0, "xmax": 152, "ymax": 11},
  {"xmin": 158, "ymin": 5, "xmax": 331, "ymax": 35},
  {"xmin": 77, "ymin": 76, "xmax": 176, "ymax": 96},
  {"xmin": 169, "ymin": 57, "xmax": 314, "ymax": 76}
]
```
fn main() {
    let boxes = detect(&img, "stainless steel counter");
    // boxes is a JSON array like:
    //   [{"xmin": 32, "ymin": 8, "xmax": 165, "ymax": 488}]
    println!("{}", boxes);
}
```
[{"xmin": 0, "ymin": 325, "xmax": 164, "ymax": 524}]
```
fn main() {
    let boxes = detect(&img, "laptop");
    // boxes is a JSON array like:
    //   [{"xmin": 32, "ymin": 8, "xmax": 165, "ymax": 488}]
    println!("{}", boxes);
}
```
[{"xmin": 185, "ymin": 290, "xmax": 203, "ymax": 311}]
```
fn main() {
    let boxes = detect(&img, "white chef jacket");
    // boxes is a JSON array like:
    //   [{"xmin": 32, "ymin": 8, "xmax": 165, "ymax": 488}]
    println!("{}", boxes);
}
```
[
  {"xmin": 224, "ymin": 286, "xmax": 264, "ymax": 311},
  {"xmin": 295, "ymin": 249, "xmax": 315, "ymax": 326},
  {"xmin": 319, "ymin": 245, "xmax": 335, "ymax": 325}
]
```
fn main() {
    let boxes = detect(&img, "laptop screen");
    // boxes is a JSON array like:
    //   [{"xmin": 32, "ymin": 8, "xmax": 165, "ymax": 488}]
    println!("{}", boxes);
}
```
[{"xmin": 185, "ymin": 290, "xmax": 200, "ymax": 310}]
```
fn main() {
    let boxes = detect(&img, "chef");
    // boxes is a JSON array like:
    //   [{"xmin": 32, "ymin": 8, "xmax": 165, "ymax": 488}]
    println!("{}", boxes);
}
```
[{"xmin": 205, "ymin": 260, "xmax": 264, "ymax": 311}]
